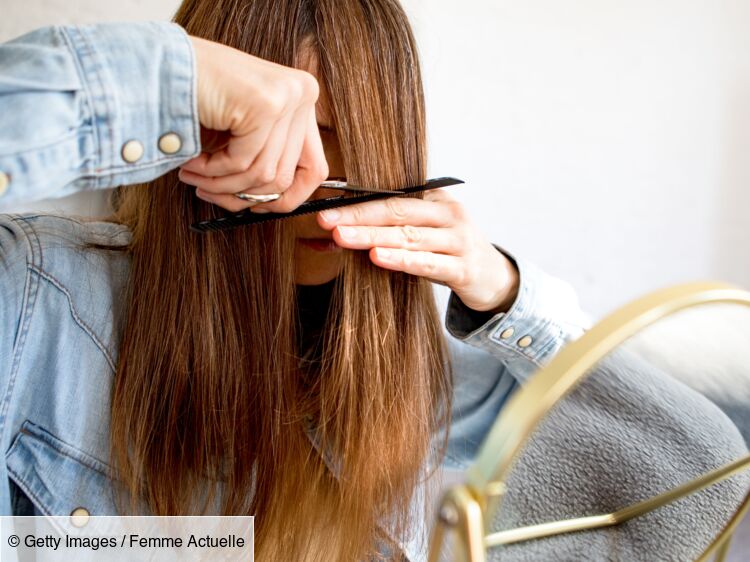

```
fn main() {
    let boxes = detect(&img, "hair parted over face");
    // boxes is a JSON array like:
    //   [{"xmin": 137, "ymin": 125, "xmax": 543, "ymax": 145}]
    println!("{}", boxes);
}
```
[{"xmin": 107, "ymin": 1, "xmax": 452, "ymax": 560}]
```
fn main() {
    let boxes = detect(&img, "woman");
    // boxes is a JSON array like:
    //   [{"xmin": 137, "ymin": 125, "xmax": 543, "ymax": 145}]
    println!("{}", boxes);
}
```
[{"xmin": 0, "ymin": 1, "xmax": 589, "ymax": 560}]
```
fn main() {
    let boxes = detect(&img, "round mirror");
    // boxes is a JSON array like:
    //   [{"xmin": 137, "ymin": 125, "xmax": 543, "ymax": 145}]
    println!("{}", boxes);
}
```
[{"xmin": 431, "ymin": 283, "xmax": 750, "ymax": 562}]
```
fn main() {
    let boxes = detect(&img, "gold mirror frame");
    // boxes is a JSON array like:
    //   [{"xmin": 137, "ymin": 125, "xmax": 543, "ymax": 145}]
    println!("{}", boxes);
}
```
[{"xmin": 429, "ymin": 282, "xmax": 750, "ymax": 562}]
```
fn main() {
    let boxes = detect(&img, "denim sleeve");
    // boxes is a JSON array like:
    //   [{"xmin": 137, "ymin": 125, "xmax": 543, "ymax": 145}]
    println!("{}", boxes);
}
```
[
  {"xmin": 441, "ymin": 246, "xmax": 592, "ymax": 469},
  {"xmin": 447, "ymin": 246, "xmax": 592, "ymax": 383},
  {"xmin": 0, "ymin": 22, "xmax": 200, "ymax": 204}
]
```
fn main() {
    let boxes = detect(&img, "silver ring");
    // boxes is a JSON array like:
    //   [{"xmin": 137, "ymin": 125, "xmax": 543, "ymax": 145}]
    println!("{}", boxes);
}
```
[{"xmin": 233, "ymin": 192, "xmax": 281, "ymax": 203}]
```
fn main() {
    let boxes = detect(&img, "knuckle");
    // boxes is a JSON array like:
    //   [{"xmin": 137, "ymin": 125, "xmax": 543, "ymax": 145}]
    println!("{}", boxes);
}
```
[
  {"xmin": 316, "ymin": 160, "xmax": 330, "ymax": 183},
  {"xmin": 386, "ymin": 197, "xmax": 408, "ymax": 219},
  {"xmin": 400, "ymin": 225, "xmax": 422, "ymax": 246},
  {"xmin": 275, "ymin": 170, "xmax": 295, "ymax": 190},
  {"xmin": 262, "ymin": 91, "xmax": 286, "ymax": 116},
  {"xmin": 366, "ymin": 227, "xmax": 378, "ymax": 245},
  {"xmin": 422, "ymin": 255, "xmax": 438, "ymax": 277},
  {"xmin": 295, "ymin": 70, "xmax": 320, "ymax": 102},
  {"xmin": 282, "ymin": 79, "xmax": 302, "ymax": 105},
  {"xmin": 229, "ymin": 156, "xmax": 253, "ymax": 174},
  {"xmin": 447, "ymin": 200, "xmax": 467, "ymax": 221},
  {"xmin": 350, "ymin": 205, "xmax": 364, "ymax": 224},
  {"xmin": 237, "ymin": 161, "xmax": 253, "ymax": 173},
  {"xmin": 453, "ymin": 227, "xmax": 471, "ymax": 251},
  {"xmin": 256, "ymin": 165, "xmax": 277, "ymax": 185}
]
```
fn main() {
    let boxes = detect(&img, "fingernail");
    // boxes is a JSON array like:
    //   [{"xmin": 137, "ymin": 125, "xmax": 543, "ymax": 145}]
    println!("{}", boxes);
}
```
[
  {"xmin": 375, "ymin": 248, "xmax": 392, "ymax": 259},
  {"xmin": 337, "ymin": 226, "xmax": 357, "ymax": 240},
  {"xmin": 251, "ymin": 208, "xmax": 270, "ymax": 214},
  {"xmin": 321, "ymin": 209, "xmax": 341, "ymax": 222}
]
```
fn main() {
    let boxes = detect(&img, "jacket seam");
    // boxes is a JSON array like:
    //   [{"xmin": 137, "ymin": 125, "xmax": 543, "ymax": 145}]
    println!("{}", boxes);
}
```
[
  {"xmin": 0, "ymin": 217, "xmax": 42, "ymax": 445},
  {"xmin": 8, "ymin": 216, "xmax": 42, "ymax": 349},
  {"xmin": 58, "ymin": 25, "xmax": 98, "ymax": 158},
  {"xmin": 83, "ymin": 154, "xmax": 190, "ymax": 176},
  {"xmin": 61, "ymin": 25, "xmax": 109, "ymax": 181},
  {"xmin": 28, "ymin": 265, "xmax": 117, "ymax": 373},
  {"xmin": 9, "ymin": 420, "xmax": 112, "ymax": 476},
  {"xmin": 8, "ymin": 213, "xmax": 84, "ymax": 226}
]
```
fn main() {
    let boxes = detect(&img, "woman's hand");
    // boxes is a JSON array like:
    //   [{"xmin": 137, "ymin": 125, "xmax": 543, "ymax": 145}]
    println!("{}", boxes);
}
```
[
  {"xmin": 318, "ymin": 190, "xmax": 520, "ymax": 313},
  {"xmin": 177, "ymin": 36, "xmax": 329, "ymax": 213}
]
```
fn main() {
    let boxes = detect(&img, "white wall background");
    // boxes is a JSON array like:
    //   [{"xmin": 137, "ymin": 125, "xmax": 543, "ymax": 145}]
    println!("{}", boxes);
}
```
[{"xmin": 2, "ymin": 0, "xmax": 749, "ymax": 319}]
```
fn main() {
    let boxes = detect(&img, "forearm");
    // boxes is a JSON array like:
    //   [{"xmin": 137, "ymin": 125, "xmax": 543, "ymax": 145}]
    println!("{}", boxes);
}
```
[{"xmin": 0, "ymin": 22, "xmax": 200, "ymax": 206}]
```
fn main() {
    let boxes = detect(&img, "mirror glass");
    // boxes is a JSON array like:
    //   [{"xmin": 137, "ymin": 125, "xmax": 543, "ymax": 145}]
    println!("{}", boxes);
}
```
[{"xmin": 486, "ymin": 301, "xmax": 750, "ymax": 561}]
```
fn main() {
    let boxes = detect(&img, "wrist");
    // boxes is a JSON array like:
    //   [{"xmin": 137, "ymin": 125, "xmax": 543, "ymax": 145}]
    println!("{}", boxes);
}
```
[
  {"xmin": 489, "ymin": 255, "xmax": 521, "ymax": 313},
  {"xmin": 467, "ymin": 247, "xmax": 520, "ymax": 314}
]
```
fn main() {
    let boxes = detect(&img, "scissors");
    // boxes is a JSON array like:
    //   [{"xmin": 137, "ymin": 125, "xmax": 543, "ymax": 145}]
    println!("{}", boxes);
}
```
[{"xmin": 189, "ymin": 176, "xmax": 464, "ymax": 233}]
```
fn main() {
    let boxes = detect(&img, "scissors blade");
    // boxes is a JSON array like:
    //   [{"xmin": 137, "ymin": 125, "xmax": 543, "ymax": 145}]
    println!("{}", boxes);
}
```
[
  {"xmin": 190, "ymin": 177, "xmax": 465, "ymax": 233},
  {"xmin": 319, "ymin": 180, "xmax": 403, "ymax": 195}
]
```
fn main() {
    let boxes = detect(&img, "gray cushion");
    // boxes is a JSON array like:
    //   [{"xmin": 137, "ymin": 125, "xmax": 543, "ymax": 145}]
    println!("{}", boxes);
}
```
[{"xmin": 488, "ymin": 349, "xmax": 750, "ymax": 562}]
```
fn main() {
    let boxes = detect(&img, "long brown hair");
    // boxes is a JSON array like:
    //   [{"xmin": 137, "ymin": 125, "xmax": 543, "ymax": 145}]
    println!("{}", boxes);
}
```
[{"xmin": 106, "ymin": 1, "xmax": 452, "ymax": 559}]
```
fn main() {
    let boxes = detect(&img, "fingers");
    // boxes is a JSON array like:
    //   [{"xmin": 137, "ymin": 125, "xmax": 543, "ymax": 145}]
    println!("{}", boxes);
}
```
[
  {"xmin": 332, "ymin": 225, "xmax": 464, "ymax": 255},
  {"xmin": 192, "ymin": 188, "xmax": 261, "ymax": 213},
  {"xmin": 273, "ymin": 105, "xmax": 310, "ymax": 191},
  {"xmin": 369, "ymin": 248, "xmax": 465, "ymax": 285},
  {"xmin": 317, "ymin": 190, "xmax": 462, "ymax": 230},
  {"xmin": 247, "ymin": 110, "xmax": 328, "ymax": 214},
  {"xmin": 179, "ymin": 111, "xmax": 296, "ymax": 194},
  {"xmin": 182, "ymin": 110, "xmax": 327, "ymax": 213},
  {"xmin": 242, "ymin": 110, "xmax": 295, "ymax": 186},
  {"xmin": 322, "ymin": 190, "xmax": 472, "ymax": 284},
  {"xmin": 313, "ymin": 188, "xmax": 497, "ymax": 305},
  {"xmin": 184, "ymin": 36, "xmax": 326, "ymax": 212},
  {"xmin": 178, "ymin": 169, "xmax": 284, "ymax": 196},
  {"xmin": 325, "ymin": 191, "xmax": 480, "ymax": 291},
  {"xmin": 181, "ymin": 123, "xmax": 272, "ymax": 177}
]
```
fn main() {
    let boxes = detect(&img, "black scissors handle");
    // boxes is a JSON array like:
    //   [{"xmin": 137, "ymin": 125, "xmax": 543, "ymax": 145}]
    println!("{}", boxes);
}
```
[{"xmin": 190, "ymin": 177, "xmax": 464, "ymax": 233}]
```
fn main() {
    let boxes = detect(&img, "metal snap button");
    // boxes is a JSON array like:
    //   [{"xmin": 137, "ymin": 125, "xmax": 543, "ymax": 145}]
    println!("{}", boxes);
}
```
[
  {"xmin": 70, "ymin": 507, "xmax": 90, "ymax": 528},
  {"xmin": 158, "ymin": 132, "xmax": 182, "ymax": 155},
  {"xmin": 517, "ymin": 335, "xmax": 533, "ymax": 348},
  {"xmin": 121, "ymin": 140, "xmax": 144, "ymax": 163},
  {"xmin": 499, "ymin": 327, "xmax": 515, "ymax": 340}
]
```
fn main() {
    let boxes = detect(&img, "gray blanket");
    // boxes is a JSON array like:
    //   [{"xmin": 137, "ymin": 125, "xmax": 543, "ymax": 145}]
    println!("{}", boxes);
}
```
[{"xmin": 488, "ymin": 348, "xmax": 750, "ymax": 561}]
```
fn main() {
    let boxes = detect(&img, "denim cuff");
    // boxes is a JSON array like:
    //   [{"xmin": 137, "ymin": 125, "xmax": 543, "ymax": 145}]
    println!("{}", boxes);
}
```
[
  {"xmin": 62, "ymin": 21, "xmax": 200, "ymax": 188},
  {"xmin": 445, "ymin": 245, "xmax": 592, "ymax": 383}
]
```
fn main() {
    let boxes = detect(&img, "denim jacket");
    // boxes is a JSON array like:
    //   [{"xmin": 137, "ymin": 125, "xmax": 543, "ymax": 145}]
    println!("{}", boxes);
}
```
[{"xmin": 0, "ymin": 23, "xmax": 591, "ymax": 560}]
